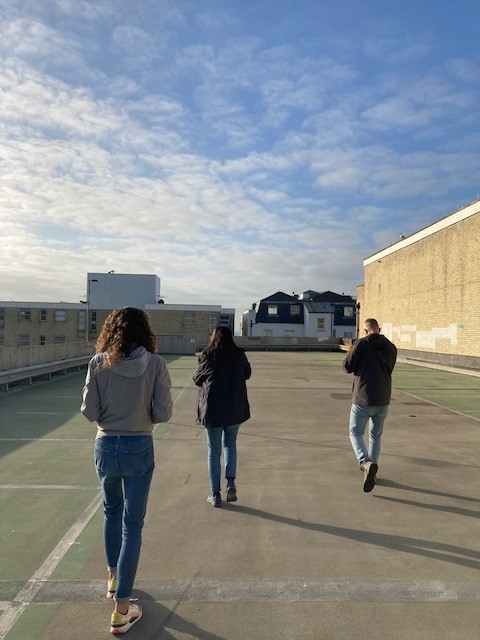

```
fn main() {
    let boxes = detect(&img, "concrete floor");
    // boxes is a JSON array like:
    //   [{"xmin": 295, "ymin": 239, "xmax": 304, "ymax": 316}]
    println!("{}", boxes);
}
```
[{"xmin": 1, "ymin": 351, "xmax": 480, "ymax": 639}]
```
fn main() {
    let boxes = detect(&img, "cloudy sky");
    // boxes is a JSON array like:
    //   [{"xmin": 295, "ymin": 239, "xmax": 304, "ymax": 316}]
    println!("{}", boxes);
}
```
[{"xmin": 1, "ymin": 0, "xmax": 480, "ymax": 322}]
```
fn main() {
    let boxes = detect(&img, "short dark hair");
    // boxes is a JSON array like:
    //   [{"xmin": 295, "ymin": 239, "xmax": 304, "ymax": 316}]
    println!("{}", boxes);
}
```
[{"xmin": 364, "ymin": 318, "xmax": 379, "ymax": 331}]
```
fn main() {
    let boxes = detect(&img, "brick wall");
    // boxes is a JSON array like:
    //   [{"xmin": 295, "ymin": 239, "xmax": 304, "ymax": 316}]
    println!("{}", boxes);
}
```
[{"xmin": 359, "ymin": 209, "xmax": 480, "ymax": 361}]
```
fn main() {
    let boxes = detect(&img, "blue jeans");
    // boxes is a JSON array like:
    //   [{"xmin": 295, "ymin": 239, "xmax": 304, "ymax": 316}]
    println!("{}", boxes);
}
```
[
  {"xmin": 205, "ymin": 424, "xmax": 240, "ymax": 492},
  {"xmin": 94, "ymin": 435, "xmax": 154, "ymax": 603},
  {"xmin": 348, "ymin": 404, "xmax": 389, "ymax": 466}
]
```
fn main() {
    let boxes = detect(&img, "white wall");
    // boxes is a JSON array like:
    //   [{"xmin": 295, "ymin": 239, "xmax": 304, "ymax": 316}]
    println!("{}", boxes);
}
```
[
  {"xmin": 303, "ymin": 311, "xmax": 333, "ymax": 338},
  {"xmin": 248, "ymin": 322, "xmax": 305, "ymax": 338}
]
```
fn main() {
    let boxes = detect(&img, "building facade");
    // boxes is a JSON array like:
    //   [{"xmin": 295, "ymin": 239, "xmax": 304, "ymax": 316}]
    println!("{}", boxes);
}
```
[
  {"xmin": 358, "ymin": 198, "xmax": 480, "ymax": 368},
  {"xmin": 241, "ymin": 290, "xmax": 356, "ymax": 339},
  {"xmin": 0, "ymin": 273, "xmax": 234, "ymax": 350}
]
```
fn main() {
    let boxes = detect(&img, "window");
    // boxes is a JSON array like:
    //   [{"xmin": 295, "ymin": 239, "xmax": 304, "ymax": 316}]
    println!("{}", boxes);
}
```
[
  {"xmin": 0, "ymin": 335, "xmax": 3, "ymax": 348},
  {"xmin": 19, "ymin": 308, "xmax": 31, "ymax": 321},
  {"xmin": 263, "ymin": 329, "xmax": 273, "ymax": 336},
  {"xmin": 0, "ymin": 308, "xmax": 5, "ymax": 329},
  {"xmin": 54, "ymin": 336, "xmax": 66, "ymax": 344},
  {"xmin": 220, "ymin": 315, "xmax": 230, "ymax": 326},
  {"xmin": 183, "ymin": 312, "xmax": 196, "ymax": 325},
  {"xmin": 40, "ymin": 309, "xmax": 47, "ymax": 321},
  {"xmin": 284, "ymin": 330, "xmax": 294, "ymax": 337},
  {"xmin": 39, "ymin": 335, "xmax": 46, "ymax": 345},
  {"xmin": 267, "ymin": 305, "xmax": 278, "ymax": 315},
  {"xmin": 344, "ymin": 306, "xmax": 354, "ymax": 318},
  {"xmin": 210, "ymin": 313, "xmax": 217, "ymax": 328},
  {"xmin": 54, "ymin": 310, "xmax": 67, "ymax": 322},
  {"xmin": 78, "ymin": 310, "xmax": 86, "ymax": 331},
  {"xmin": 18, "ymin": 334, "xmax": 30, "ymax": 346},
  {"xmin": 90, "ymin": 311, "xmax": 97, "ymax": 331},
  {"xmin": 290, "ymin": 305, "xmax": 300, "ymax": 315},
  {"xmin": 317, "ymin": 318, "xmax": 325, "ymax": 330}
]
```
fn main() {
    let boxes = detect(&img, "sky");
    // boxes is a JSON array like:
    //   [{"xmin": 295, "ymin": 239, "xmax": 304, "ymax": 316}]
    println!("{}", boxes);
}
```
[{"xmin": 1, "ymin": 0, "xmax": 480, "ymax": 324}]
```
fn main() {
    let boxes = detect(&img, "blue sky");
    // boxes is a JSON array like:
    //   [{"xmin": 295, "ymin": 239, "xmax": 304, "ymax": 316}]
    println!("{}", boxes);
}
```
[{"xmin": 1, "ymin": 0, "xmax": 480, "ymax": 321}]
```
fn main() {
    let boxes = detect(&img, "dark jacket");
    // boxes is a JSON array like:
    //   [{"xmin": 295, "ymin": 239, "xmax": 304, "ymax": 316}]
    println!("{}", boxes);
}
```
[
  {"xmin": 193, "ymin": 349, "xmax": 251, "ymax": 428},
  {"xmin": 343, "ymin": 333, "xmax": 397, "ymax": 406}
]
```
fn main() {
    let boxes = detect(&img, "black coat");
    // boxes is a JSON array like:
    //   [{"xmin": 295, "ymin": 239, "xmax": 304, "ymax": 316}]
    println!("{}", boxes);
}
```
[
  {"xmin": 343, "ymin": 333, "xmax": 397, "ymax": 406},
  {"xmin": 193, "ymin": 349, "xmax": 251, "ymax": 428}
]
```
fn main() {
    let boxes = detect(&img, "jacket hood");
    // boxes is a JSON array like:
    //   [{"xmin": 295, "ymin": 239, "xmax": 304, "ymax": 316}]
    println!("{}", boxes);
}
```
[
  {"xmin": 366, "ymin": 334, "xmax": 391, "ymax": 350},
  {"xmin": 110, "ymin": 347, "xmax": 151, "ymax": 378}
]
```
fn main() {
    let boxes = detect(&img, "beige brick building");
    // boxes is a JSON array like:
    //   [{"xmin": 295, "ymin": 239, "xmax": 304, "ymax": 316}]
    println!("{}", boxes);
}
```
[
  {"xmin": 0, "ymin": 302, "xmax": 234, "ymax": 350},
  {"xmin": 0, "ymin": 273, "xmax": 235, "ymax": 350},
  {"xmin": 357, "ymin": 199, "xmax": 480, "ymax": 369}
]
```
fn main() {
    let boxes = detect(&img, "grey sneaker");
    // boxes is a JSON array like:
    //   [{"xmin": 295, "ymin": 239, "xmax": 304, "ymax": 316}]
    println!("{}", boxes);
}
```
[
  {"xmin": 363, "ymin": 461, "xmax": 378, "ymax": 493},
  {"xmin": 226, "ymin": 481, "xmax": 237, "ymax": 502},
  {"xmin": 207, "ymin": 491, "xmax": 221, "ymax": 507}
]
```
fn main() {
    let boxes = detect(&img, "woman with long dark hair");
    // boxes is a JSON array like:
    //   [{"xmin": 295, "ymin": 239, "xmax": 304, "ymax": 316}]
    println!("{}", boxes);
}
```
[
  {"xmin": 193, "ymin": 326, "xmax": 251, "ymax": 507},
  {"xmin": 81, "ymin": 307, "xmax": 172, "ymax": 635}
]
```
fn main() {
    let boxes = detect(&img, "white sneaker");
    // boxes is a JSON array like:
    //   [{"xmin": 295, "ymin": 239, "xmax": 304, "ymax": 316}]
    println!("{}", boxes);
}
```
[{"xmin": 110, "ymin": 604, "xmax": 142, "ymax": 635}]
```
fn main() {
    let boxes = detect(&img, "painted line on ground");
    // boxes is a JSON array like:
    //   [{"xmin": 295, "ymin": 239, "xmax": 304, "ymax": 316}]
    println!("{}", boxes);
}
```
[
  {"xmin": 0, "ymin": 438, "xmax": 90, "ymax": 442},
  {"xmin": 0, "ymin": 485, "xmax": 98, "ymax": 490},
  {"xmin": 0, "ymin": 491, "xmax": 103, "ymax": 640},
  {"xmin": 0, "ymin": 370, "xmax": 194, "ymax": 640},
  {"xmin": 24, "ymin": 578, "xmax": 480, "ymax": 604}
]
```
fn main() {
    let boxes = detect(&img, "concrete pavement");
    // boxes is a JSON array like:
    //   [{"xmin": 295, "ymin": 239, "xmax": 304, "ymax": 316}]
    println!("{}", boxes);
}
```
[{"xmin": 2, "ymin": 351, "xmax": 480, "ymax": 639}]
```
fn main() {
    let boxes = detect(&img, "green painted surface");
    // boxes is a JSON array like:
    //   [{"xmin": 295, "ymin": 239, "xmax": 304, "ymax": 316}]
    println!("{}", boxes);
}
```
[
  {"xmin": 2, "ymin": 352, "xmax": 479, "ymax": 640},
  {"xmin": 0, "ymin": 489, "xmax": 99, "ymax": 585},
  {"xmin": 393, "ymin": 363, "xmax": 480, "ymax": 420},
  {"xmin": 4, "ymin": 604, "xmax": 57, "ymax": 640}
]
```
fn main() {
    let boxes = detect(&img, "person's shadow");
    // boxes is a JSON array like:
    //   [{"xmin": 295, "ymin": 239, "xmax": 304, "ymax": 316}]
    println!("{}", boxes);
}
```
[
  {"xmin": 126, "ymin": 593, "xmax": 226, "ymax": 640},
  {"xmin": 225, "ymin": 503, "xmax": 480, "ymax": 570}
]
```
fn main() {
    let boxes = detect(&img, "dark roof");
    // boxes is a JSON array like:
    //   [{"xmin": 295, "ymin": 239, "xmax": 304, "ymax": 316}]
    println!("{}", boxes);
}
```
[
  {"xmin": 304, "ymin": 301, "xmax": 335, "ymax": 313},
  {"xmin": 260, "ymin": 291, "xmax": 298, "ymax": 302},
  {"xmin": 310, "ymin": 290, "xmax": 356, "ymax": 303}
]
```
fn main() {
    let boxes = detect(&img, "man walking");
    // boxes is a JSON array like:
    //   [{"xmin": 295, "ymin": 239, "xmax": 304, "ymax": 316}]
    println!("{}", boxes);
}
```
[{"xmin": 344, "ymin": 318, "xmax": 397, "ymax": 492}]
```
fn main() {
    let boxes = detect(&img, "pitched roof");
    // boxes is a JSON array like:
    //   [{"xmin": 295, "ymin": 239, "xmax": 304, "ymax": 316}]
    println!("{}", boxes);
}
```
[
  {"xmin": 304, "ymin": 301, "xmax": 335, "ymax": 313},
  {"xmin": 260, "ymin": 291, "xmax": 298, "ymax": 302}
]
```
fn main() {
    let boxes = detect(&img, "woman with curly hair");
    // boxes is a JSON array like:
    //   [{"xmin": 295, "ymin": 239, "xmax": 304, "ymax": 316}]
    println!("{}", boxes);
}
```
[
  {"xmin": 193, "ymin": 326, "xmax": 251, "ymax": 507},
  {"xmin": 81, "ymin": 307, "xmax": 172, "ymax": 635}
]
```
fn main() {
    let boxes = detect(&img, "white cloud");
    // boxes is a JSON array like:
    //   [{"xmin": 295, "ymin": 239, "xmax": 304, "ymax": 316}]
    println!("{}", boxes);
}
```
[{"xmin": 1, "ymin": 0, "xmax": 480, "ymax": 324}]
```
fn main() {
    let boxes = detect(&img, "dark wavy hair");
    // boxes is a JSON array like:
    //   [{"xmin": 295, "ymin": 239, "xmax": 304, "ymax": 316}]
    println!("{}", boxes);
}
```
[
  {"xmin": 201, "ymin": 326, "xmax": 239, "ymax": 361},
  {"xmin": 95, "ymin": 307, "xmax": 157, "ymax": 368}
]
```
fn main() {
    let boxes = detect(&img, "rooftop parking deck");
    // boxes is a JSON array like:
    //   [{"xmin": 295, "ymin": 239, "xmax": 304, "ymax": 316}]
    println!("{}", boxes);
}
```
[{"xmin": 1, "ymin": 351, "xmax": 480, "ymax": 639}]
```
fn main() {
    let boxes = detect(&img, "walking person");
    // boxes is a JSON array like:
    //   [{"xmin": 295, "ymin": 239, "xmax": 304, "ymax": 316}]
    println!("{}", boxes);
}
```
[
  {"xmin": 193, "ymin": 326, "xmax": 251, "ymax": 507},
  {"xmin": 81, "ymin": 307, "xmax": 172, "ymax": 635},
  {"xmin": 344, "ymin": 318, "xmax": 397, "ymax": 493}
]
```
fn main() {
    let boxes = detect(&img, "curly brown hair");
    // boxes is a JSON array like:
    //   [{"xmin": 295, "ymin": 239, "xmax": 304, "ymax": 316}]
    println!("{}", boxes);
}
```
[{"xmin": 95, "ymin": 307, "xmax": 157, "ymax": 368}]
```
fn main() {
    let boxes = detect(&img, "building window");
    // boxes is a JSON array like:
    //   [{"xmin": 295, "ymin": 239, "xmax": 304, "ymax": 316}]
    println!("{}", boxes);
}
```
[
  {"xmin": 78, "ymin": 310, "xmax": 86, "ymax": 331},
  {"xmin": 284, "ymin": 330, "xmax": 294, "ymax": 337},
  {"xmin": 90, "ymin": 311, "xmax": 97, "ymax": 331},
  {"xmin": 220, "ymin": 315, "xmax": 230, "ymax": 326},
  {"xmin": 210, "ymin": 313, "xmax": 217, "ymax": 328},
  {"xmin": 18, "ymin": 334, "xmax": 30, "ymax": 346},
  {"xmin": 0, "ymin": 308, "xmax": 5, "ymax": 329},
  {"xmin": 263, "ymin": 329, "xmax": 273, "ymax": 336},
  {"xmin": 183, "ymin": 312, "xmax": 196, "ymax": 325},
  {"xmin": 19, "ymin": 309, "xmax": 31, "ymax": 321},
  {"xmin": 290, "ymin": 305, "xmax": 300, "ymax": 315},
  {"xmin": 40, "ymin": 309, "xmax": 47, "ymax": 321},
  {"xmin": 0, "ymin": 334, "xmax": 4, "ymax": 348},
  {"xmin": 54, "ymin": 310, "xmax": 67, "ymax": 322},
  {"xmin": 317, "ymin": 318, "xmax": 325, "ymax": 330},
  {"xmin": 267, "ymin": 305, "xmax": 278, "ymax": 315},
  {"xmin": 344, "ymin": 306, "xmax": 354, "ymax": 318},
  {"xmin": 54, "ymin": 336, "xmax": 66, "ymax": 344},
  {"xmin": 39, "ymin": 335, "xmax": 46, "ymax": 345}
]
